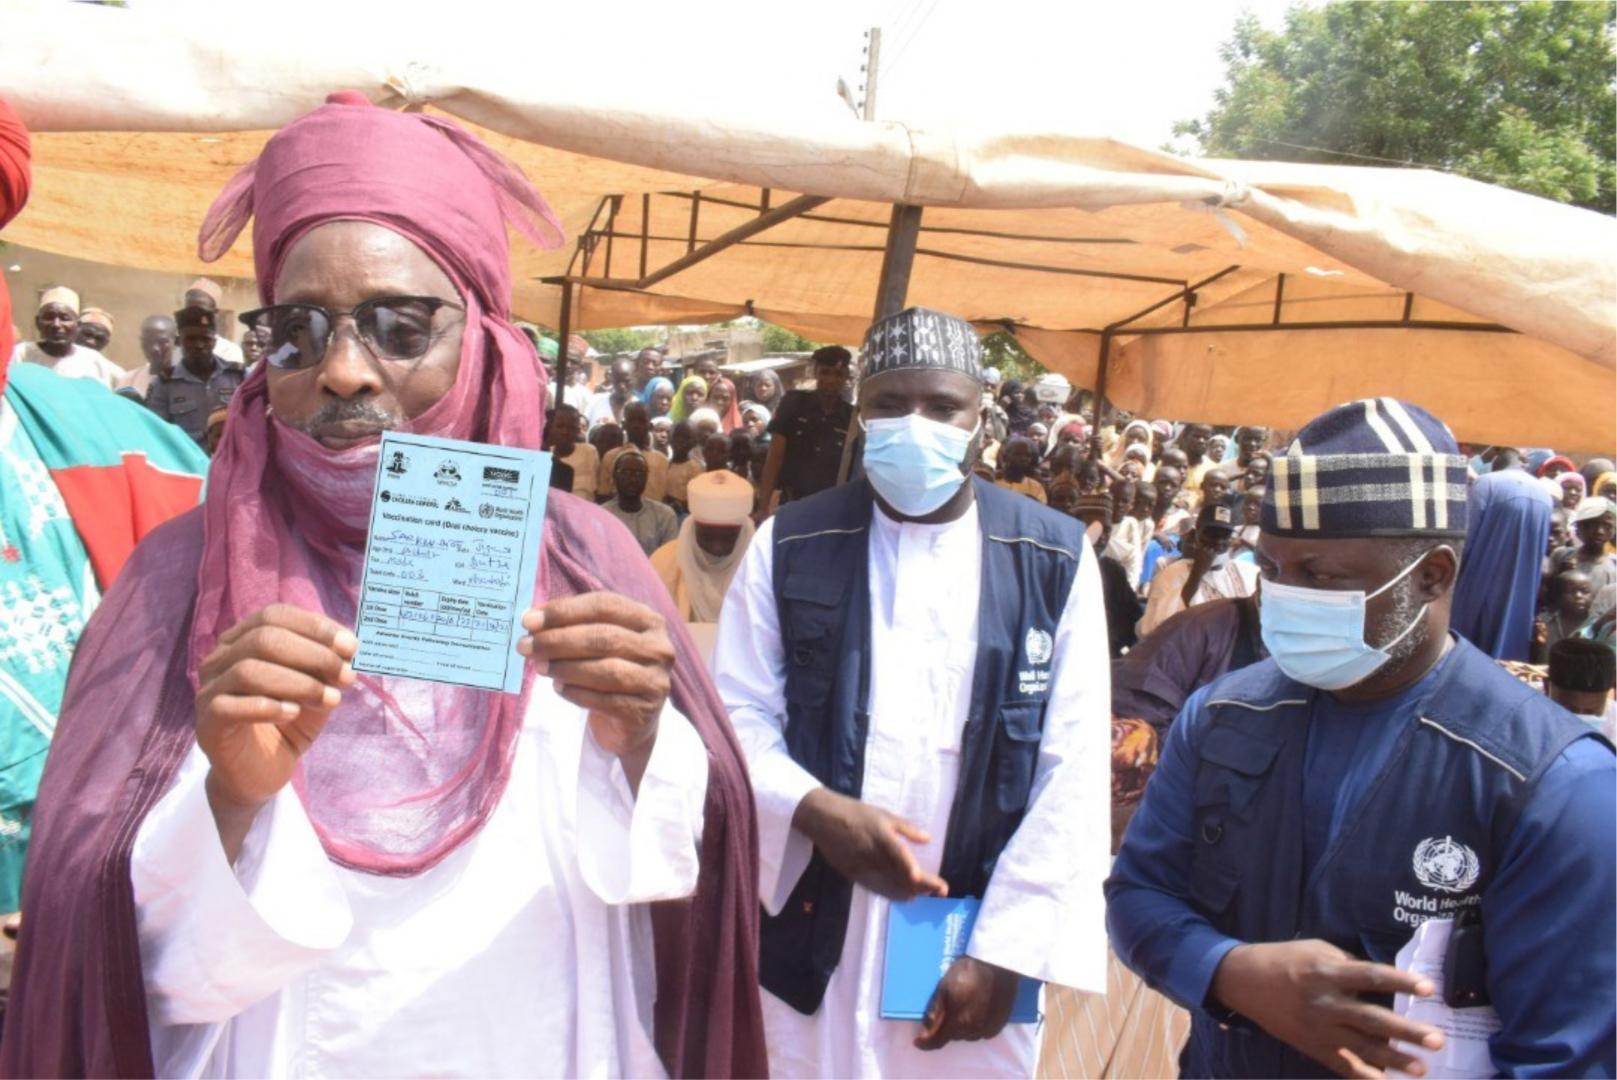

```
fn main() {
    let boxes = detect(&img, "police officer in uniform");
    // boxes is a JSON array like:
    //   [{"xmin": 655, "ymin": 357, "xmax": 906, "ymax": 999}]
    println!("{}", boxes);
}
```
[
  {"xmin": 145, "ymin": 304, "xmax": 245, "ymax": 447},
  {"xmin": 718, "ymin": 307, "xmax": 1112, "ymax": 1077},
  {"xmin": 1108, "ymin": 398, "xmax": 1616, "ymax": 1077}
]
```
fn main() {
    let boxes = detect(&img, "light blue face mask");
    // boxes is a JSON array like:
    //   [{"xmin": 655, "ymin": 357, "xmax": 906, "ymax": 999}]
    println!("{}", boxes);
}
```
[
  {"xmin": 1259, "ymin": 549, "xmax": 1445, "ymax": 691},
  {"xmin": 860, "ymin": 413, "xmax": 979, "ymax": 518}
]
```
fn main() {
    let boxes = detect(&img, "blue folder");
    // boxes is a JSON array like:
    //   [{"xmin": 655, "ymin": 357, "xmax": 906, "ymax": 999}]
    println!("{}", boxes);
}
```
[{"xmin": 880, "ymin": 897, "xmax": 1042, "ymax": 1023}]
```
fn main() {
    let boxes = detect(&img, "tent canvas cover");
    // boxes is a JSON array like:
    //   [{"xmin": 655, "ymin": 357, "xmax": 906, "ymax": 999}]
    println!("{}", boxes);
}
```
[{"xmin": 2, "ymin": 2, "xmax": 1612, "ymax": 449}]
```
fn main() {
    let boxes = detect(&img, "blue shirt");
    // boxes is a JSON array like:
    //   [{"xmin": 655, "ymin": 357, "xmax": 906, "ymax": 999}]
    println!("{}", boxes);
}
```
[
  {"xmin": 1107, "ymin": 645, "xmax": 1617, "ymax": 1077},
  {"xmin": 1139, "ymin": 535, "xmax": 1178, "ymax": 589}
]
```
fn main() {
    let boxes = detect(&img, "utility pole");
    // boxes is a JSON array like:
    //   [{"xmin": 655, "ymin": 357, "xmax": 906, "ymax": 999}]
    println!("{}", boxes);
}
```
[
  {"xmin": 860, "ymin": 27, "xmax": 882, "ymax": 121},
  {"xmin": 834, "ymin": 26, "xmax": 893, "ymax": 486}
]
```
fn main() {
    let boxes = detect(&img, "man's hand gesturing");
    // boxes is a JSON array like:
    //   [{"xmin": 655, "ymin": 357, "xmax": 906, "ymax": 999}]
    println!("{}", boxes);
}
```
[
  {"xmin": 195, "ymin": 604, "xmax": 357, "ymax": 856},
  {"xmin": 792, "ymin": 788, "xmax": 949, "ymax": 901},
  {"xmin": 1212, "ymin": 939, "xmax": 1446, "ymax": 1078}
]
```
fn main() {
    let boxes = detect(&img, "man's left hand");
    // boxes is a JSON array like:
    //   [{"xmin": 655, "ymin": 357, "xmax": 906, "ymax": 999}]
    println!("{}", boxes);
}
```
[
  {"xmin": 914, "ymin": 955, "xmax": 1020, "ymax": 1051},
  {"xmin": 520, "ymin": 592, "xmax": 675, "ymax": 773}
]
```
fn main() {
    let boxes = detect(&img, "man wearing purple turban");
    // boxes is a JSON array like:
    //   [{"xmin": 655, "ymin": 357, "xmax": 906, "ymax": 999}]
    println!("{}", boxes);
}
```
[{"xmin": 1, "ymin": 93, "xmax": 764, "ymax": 1078}]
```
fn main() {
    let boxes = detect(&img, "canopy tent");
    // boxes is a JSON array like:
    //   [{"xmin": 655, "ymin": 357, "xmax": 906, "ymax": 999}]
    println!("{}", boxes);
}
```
[{"xmin": 3, "ymin": 4, "xmax": 1612, "ymax": 449}]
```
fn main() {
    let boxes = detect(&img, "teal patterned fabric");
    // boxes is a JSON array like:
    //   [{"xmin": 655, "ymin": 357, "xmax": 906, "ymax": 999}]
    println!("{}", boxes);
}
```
[{"xmin": 0, "ymin": 395, "xmax": 98, "ymax": 912}]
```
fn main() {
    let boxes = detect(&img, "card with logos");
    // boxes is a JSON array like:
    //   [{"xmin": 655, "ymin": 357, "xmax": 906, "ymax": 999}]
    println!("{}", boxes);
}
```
[{"xmin": 352, "ymin": 431, "xmax": 550, "ymax": 694}]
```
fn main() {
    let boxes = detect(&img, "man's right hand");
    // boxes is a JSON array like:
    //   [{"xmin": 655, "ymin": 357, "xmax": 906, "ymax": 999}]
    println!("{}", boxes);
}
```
[
  {"xmin": 792, "ymin": 788, "xmax": 949, "ymax": 901},
  {"xmin": 1211, "ymin": 939, "xmax": 1446, "ymax": 1078},
  {"xmin": 195, "ymin": 604, "xmax": 357, "ymax": 814}
]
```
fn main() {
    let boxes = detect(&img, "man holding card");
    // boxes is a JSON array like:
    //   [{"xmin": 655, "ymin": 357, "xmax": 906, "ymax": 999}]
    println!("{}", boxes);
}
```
[
  {"xmin": 716, "ymin": 306, "xmax": 1113, "ymax": 1077},
  {"xmin": 1, "ymin": 93, "xmax": 765, "ymax": 1079}
]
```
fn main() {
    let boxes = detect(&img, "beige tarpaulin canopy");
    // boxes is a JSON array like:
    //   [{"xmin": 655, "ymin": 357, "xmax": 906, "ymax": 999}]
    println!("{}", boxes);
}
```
[{"xmin": 3, "ymin": 3, "xmax": 1613, "ymax": 449}]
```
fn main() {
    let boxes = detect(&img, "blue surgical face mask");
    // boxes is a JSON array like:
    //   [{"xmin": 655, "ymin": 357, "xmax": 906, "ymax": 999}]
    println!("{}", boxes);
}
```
[
  {"xmin": 860, "ymin": 413, "xmax": 979, "ymax": 518},
  {"xmin": 1259, "ymin": 548, "xmax": 1445, "ymax": 691}
]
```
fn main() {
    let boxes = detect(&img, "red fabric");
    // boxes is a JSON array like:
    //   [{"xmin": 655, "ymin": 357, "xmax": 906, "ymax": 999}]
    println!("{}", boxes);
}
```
[
  {"xmin": 1538, "ymin": 454, "xmax": 1577, "ymax": 478},
  {"xmin": 710, "ymin": 375, "xmax": 743, "ymax": 433},
  {"xmin": 49, "ymin": 458, "xmax": 206, "ymax": 589},
  {"xmin": 1, "ymin": 96, "xmax": 34, "ymax": 395}
]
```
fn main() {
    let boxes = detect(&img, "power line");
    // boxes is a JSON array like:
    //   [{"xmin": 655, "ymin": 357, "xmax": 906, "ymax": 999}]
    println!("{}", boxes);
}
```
[
  {"xmin": 884, "ymin": 0, "xmax": 929, "ymax": 49},
  {"xmin": 1253, "ymin": 136, "xmax": 1505, "ymax": 183},
  {"xmin": 881, "ymin": 0, "xmax": 943, "ymax": 76}
]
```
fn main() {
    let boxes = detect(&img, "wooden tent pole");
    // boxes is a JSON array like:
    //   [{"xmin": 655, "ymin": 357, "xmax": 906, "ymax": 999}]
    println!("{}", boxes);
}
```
[
  {"xmin": 872, "ymin": 203, "xmax": 924, "ymax": 320},
  {"xmin": 838, "ymin": 203, "xmax": 924, "ymax": 485},
  {"xmin": 1092, "ymin": 331, "xmax": 1111, "ymax": 435},
  {"xmin": 554, "ymin": 279, "xmax": 573, "ymax": 406}
]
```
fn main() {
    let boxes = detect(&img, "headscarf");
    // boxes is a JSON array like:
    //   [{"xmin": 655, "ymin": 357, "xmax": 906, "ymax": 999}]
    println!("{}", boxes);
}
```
[
  {"xmin": 1122, "ymin": 441, "xmax": 1156, "ymax": 481},
  {"xmin": 641, "ymin": 374, "xmax": 675, "ymax": 413},
  {"xmin": 1580, "ymin": 457, "xmax": 1616, "ymax": 490},
  {"xmin": 676, "ymin": 473, "xmax": 756, "ymax": 622},
  {"xmin": 1537, "ymin": 454, "xmax": 1577, "ymax": 478},
  {"xmin": 1149, "ymin": 419, "xmax": 1173, "ymax": 454},
  {"xmin": 740, "ymin": 402, "xmax": 772, "ymax": 431},
  {"xmin": 668, "ymin": 374, "xmax": 708, "ymax": 422},
  {"xmin": 1452, "ymin": 469, "xmax": 1554, "ymax": 661},
  {"xmin": 1220, "ymin": 427, "xmax": 1246, "ymax": 464},
  {"xmin": 1041, "ymin": 417, "xmax": 1084, "ymax": 457},
  {"xmin": 191, "ymin": 92, "xmax": 567, "ymax": 877},
  {"xmin": 1000, "ymin": 379, "xmax": 1036, "ymax": 434},
  {"xmin": 707, "ymin": 375, "xmax": 743, "ymax": 433},
  {"xmin": 1597, "ymin": 471, "xmax": 1617, "ymax": 501},
  {"xmin": 1523, "ymin": 448, "xmax": 1555, "ymax": 475},
  {"xmin": 1107, "ymin": 419, "xmax": 1152, "ymax": 467},
  {"xmin": 0, "ymin": 96, "xmax": 32, "ymax": 397},
  {"xmin": 673, "ymin": 521, "xmax": 754, "ymax": 622},
  {"xmin": 746, "ymin": 368, "xmax": 784, "ymax": 408}
]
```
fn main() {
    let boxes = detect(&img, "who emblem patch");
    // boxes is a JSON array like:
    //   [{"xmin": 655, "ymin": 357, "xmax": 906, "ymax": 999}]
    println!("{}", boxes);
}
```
[
  {"xmin": 1024, "ymin": 627, "xmax": 1054, "ymax": 666},
  {"xmin": 1412, "ymin": 835, "xmax": 1480, "ymax": 893}
]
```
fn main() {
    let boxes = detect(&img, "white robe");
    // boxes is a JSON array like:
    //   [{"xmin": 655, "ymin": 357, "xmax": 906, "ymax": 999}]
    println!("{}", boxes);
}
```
[
  {"xmin": 9, "ymin": 341, "xmax": 123, "ymax": 389},
  {"xmin": 132, "ymin": 678, "xmax": 708, "ymax": 1079},
  {"xmin": 716, "ymin": 501, "xmax": 1112, "ymax": 1078},
  {"xmin": 1103, "ymin": 515, "xmax": 1149, "ymax": 590}
]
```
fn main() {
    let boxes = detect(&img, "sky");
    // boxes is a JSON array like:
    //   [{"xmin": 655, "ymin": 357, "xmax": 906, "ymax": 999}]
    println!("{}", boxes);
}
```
[
  {"xmin": 821, "ymin": 0, "xmax": 1307, "ymax": 146},
  {"xmin": 132, "ymin": 0, "xmax": 1307, "ymax": 150},
  {"xmin": 525, "ymin": 0, "xmax": 1311, "ymax": 149}
]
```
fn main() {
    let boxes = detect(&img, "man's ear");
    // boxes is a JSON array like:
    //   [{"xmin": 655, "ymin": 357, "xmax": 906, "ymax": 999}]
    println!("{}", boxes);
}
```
[{"xmin": 1420, "ymin": 545, "xmax": 1460, "ymax": 600}]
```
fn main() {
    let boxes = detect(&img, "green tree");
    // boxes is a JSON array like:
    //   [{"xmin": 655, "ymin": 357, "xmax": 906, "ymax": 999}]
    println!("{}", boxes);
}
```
[
  {"xmin": 580, "ymin": 327, "xmax": 662, "ymax": 355},
  {"xmin": 1176, "ymin": 2, "xmax": 1616, "ymax": 212},
  {"xmin": 981, "ymin": 331, "xmax": 1047, "ymax": 385},
  {"xmin": 759, "ymin": 322, "xmax": 821, "ymax": 353}
]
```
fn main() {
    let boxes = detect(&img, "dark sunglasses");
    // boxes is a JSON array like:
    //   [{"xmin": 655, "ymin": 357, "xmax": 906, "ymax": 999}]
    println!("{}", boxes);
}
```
[{"xmin": 240, "ymin": 296, "xmax": 465, "ymax": 371}]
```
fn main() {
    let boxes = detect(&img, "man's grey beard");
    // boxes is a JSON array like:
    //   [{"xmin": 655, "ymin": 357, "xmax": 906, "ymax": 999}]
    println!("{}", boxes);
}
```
[
  {"xmin": 1367, "ymin": 570, "xmax": 1429, "ymax": 667},
  {"xmin": 290, "ymin": 398, "xmax": 404, "ymax": 440}
]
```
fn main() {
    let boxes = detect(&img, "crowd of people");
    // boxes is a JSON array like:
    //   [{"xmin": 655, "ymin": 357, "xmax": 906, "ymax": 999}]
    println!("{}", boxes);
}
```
[
  {"xmin": 1, "ymin": 92, "xmax": 1613, "ymax": 1079},
  {"xmin": 7, "ymin": 275, "xmax": 265, "ymax": 454}
]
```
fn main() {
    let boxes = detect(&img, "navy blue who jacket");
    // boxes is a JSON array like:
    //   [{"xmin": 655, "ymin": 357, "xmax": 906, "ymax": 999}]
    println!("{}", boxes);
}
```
[
  {"xmin": 759, "ymin": 476, "xmax": 1084, "ymax": 1014},
  {"xmin": 1107, "ymin": 637, "xmax": 1616, "ymax": 1078}
]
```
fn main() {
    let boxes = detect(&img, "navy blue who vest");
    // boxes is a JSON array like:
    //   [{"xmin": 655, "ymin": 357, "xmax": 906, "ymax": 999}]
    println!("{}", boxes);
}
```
[
  {"xmin": 1175, "ymin": 638, "xmax": 1607, "ymax": 1078},
  {"xmin": 760, "ymin": 476, "xmax": 1085, "ymax": 1014}
]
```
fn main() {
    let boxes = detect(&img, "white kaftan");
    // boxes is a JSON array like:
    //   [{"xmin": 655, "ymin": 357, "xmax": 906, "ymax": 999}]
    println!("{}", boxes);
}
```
[
  {"xmin": 9, "ymin": 341, "xmax": 122, "ymax": 389},
  {"xmin": 716, "ymin": 501, "xmax": 1112, "ymax": 1078},
  {"xmin": 131, "ymin": 678, "xmax": 708, "ymax": 1079}
]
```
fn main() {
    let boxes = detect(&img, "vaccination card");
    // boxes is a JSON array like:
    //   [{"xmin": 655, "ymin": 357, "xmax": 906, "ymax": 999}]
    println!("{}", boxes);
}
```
[{"xmin": 352, "ymin": 431, "xmax": 551, "ymax": 694}]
